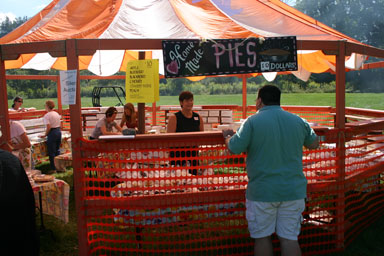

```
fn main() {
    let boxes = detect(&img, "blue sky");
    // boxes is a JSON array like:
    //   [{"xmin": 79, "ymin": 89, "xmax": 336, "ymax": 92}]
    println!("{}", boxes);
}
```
[{"xmin": 0, "ymin": 0, "xmax": 51, "ymax": 22}]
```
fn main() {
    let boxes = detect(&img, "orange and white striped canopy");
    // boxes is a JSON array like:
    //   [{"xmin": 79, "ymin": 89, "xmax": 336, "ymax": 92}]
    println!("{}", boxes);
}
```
[{"xmin": 0, "ymin": 0, "xmax": 366, "ymax": 81}]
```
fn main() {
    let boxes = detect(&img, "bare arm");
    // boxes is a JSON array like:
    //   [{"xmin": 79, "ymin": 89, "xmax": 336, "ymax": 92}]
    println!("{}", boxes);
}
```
[
  {"xmin": 115, "ymin": 123, "xmax": 123, "ymax": 133},
  {"xmin": 100, "ymin": 124, "xmax": 121, "ymax": 135},
  {"xmin": 305, "ymin": 137, "xmax": 320, "ymax": 150},
  {"xmin": 12, "ymin": 133, "xmax": 31, "ymax": 150},
  {"xmin": 167, "ymin": 115, "xmax": 177, "ymax": 133},
  {"xmin": 40, "ymin": 123, "xmax": 52, "ymax": 138}
]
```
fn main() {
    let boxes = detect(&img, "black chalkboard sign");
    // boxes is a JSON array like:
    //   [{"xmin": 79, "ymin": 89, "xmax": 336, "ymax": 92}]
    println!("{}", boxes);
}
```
[{"xmin": 162, "ymin": 37, "xmax": 297, "ymax": 78}]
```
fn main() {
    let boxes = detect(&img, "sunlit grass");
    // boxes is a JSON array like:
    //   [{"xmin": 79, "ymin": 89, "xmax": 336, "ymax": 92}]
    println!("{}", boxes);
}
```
[{"xmin": 9, "ymin": 93, "xmax": 384, "ymax": 110}]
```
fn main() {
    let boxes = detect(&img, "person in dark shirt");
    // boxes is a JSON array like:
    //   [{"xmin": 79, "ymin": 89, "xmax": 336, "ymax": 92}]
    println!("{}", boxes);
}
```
[
  {"xmin": 167, "ymin": 91, "xmax": 204, "ymax": 133},
  {"xmin": 0, "ymin": 149, "xmax": 39, "ymax": 256},
  {"xmin": 167, "ymin": 91, "xmax": 204, "ymax": 175}
]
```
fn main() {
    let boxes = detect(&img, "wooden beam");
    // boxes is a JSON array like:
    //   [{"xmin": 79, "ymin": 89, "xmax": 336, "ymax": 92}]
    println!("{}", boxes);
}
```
[
  {"xmin": 361, "ymin": 61, "xmax": 384, "ymax": 70},
  {"xmin": 0, "ymin": 57, "xmax": 10, "ymax": 148},
  {"xmin": 5, "ymin": 75, "xmax": 58, "ymax": 81},
  {"xmin": 242, "ymin": 75, "xmax": 247, "ymax": 119},
  {"xmin": 75, "ymin": 39, "xmax": 163, "ymax": 55},
  {"xmin": 137, "ymin": 51, "xmax": 146, "ymax": 134},
  {"xmin": 346, "ymin": 42, "xmax": 384, "ymax": 58},
  {"xmin": 335, "ymin": 40, "xmax": 346, "ymax": 250},
  {"xmin": 0, "ymin": 40, "xmax": 66, "ymax": 60},
  {"xmin": 66, "ymin": 39, "xmax": 87, "ymax": 255}
]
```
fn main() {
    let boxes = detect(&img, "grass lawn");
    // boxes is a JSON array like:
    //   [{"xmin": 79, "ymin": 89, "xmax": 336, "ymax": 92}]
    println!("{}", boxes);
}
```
[{"xmin": 10, "ymin": 93, "xmax": 384, "ymax": 110}]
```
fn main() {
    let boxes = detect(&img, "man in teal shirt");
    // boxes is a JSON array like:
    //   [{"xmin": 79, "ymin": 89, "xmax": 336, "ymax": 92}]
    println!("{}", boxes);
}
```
[{"xmin": 224, "ymin": 85, "xmax": 319, "ymax": 256}]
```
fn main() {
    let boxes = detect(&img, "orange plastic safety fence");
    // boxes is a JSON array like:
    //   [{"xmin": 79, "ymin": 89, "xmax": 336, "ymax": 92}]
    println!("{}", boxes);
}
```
[
  {"xmin": 74, "ymin": 119, "xmax": 384, "ymax": 255},
  {"xmin": 77, "ymin": 133, "xmax": 254, "ymax": 255}
]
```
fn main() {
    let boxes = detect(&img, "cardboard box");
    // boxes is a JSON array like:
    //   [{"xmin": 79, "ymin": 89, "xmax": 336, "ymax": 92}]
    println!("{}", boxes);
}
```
[
  {"xmin": 204, "ymin": 124, "xmax": 212, "ymax": 131},
  {"xmin": 207, "ymin": 117, "xmax": 219, "ymax": 123},
  {"xmin": 221, "ymin": 110, "xmax": 233, "ymax": 117},
  {"xmin": 198, "ymin": 110, "xmax": 209, "ymax": 117},
  {"xmin": 221, "ymin": 117, "xmax": 233, "ymax": 123},
  {"xmin": 209, "ymin": 110, "xmax": 220, "ymax": 116}
]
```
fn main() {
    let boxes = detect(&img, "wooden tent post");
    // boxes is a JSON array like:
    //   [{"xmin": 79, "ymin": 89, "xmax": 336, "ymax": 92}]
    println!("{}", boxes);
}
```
[
  {"xmin": 242, "ymin": 75, "xmax": 247, "ymax": 119},
  {"xmin": 335, "ymin": 40, "xmax": 346, "ymax": 249},
  {"xmin": 152, "ymin": 102, "xmax": 157, "ymax": 126},
  {"xmin": 0, "ymin": 58, "xmax": 10, "ymax": 147},
  {"xmin": 66, "ymin": 39, "xmax": 88, "ymax": 255},
  {"xmin": 137, "ymin": 51, "xmax": 146, "ymax": 134},
  {"xmin": 57, "ymin": 75, "xmax": 63, "ymax": 114}
]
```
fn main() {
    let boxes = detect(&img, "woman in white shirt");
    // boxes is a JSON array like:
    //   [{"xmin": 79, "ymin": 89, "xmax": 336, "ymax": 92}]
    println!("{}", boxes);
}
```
[
  {"xmin": 10, "ymin": 120, "xmax": 32, "ymax": 171},
  {"xmin": 40, "ymin": 100, "xmax": 62, "ymax": 172}
]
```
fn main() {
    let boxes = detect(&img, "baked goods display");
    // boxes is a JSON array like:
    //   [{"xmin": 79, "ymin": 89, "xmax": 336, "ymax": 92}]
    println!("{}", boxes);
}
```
[{"xmin": 33, "ymin": 174, "xmax": 55, "ymax": 183}]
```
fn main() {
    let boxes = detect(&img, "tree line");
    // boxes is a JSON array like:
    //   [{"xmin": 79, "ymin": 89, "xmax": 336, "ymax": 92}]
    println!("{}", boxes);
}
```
[{"xmin": 1, "ymin": 0, "xmax": 384, "ymax": 99}]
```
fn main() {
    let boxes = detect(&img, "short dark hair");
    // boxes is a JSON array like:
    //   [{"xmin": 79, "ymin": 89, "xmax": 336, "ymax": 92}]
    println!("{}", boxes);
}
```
[
  {"xmin": 257, "ymin": 85, "xmax": 281, "ymax": 106},
  {"xmin": 13, "ymin": 96, "xmax": 23, "ymax": 103},
  {"xmin": 105, "ymin": 107, "xmax": 118, "ymax": 117},
  {"xmin": 12, "ymin": 96, "xmax": 23, "ymax": 108},
  {"xmin": 179, "ymin": 91, "xmax": 194, "ymax": 103}
]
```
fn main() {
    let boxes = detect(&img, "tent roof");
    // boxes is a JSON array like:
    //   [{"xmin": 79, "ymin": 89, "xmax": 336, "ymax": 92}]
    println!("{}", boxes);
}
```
[{"xmin": 0, "ymin": 0, "xmax": 371, "ymax": 80}]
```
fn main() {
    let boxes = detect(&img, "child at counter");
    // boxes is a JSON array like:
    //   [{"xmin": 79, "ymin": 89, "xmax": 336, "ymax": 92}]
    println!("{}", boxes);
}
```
[
  {"xmin": 8, "ymin": 96, "xmax": 36, "ymax": 112},
  {"xmin": 90, "ymin": 106, "xmax": 123, "ymax": 140},
  {"xmin": 9, "ymin": 96, "xmax": 26, "ymax": 112},
  {"xmin": 120, "ymin": 103, "xmax": 138, "ymax": 130}
]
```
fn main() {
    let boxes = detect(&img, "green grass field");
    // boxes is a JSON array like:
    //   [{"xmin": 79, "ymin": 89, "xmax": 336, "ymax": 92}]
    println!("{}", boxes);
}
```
[{"xmin": 9, "ymin": 93, "xmax": 384, "ymax": 110}]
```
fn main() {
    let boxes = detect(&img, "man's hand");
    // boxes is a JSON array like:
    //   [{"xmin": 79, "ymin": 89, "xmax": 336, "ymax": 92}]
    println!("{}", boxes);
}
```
[{"xmin": 222, "ymin": 129, "xmax": 235, "ymax": 139}]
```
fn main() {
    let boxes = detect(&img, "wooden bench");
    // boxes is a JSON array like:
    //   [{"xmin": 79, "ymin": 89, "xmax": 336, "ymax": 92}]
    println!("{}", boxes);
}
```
[{"xmin": 330, "ymin": 113, "xmax": 374, "ymax": 126}]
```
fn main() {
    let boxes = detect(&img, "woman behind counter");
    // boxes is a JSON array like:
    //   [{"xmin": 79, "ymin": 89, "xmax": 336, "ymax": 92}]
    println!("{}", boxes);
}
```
[
  {"xmin": 40, "ymin": 100, "xmax": 62, "ymax": 172},
  {"xmin": 90, "ymin": 107, "xmax": 122, "ymax": 140},
  {"xmin": 167, "ymin": 91, "xmax": 204, "ymax": 133},
  {"xmin": 120, "ymin": 103, "xmax": 138, "ymax": 129},
  {"xmin": 167, "ymin": 91, "xmax": 204, "ymax": 175},
  {"xmin": 9, "ymin": 96, "xmax": 26, "ymax": 112}
]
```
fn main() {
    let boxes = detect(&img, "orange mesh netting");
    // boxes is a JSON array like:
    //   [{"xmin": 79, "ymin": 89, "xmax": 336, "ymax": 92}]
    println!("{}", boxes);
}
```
[{"xmin": 72, "ymin": 111, "xmax": 384, "ymax": 255}]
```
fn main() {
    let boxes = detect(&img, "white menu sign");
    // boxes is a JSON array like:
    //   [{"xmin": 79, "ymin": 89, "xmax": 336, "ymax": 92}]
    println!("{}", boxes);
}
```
[{"xmin": 60, "ymin": 70, "xmax": 77, "ymax": 105}]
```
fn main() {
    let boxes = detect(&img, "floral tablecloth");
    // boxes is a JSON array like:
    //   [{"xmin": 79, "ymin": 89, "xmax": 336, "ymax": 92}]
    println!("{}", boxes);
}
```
[
  {"xmin": 54, "ymin": 152, "xmax": 73, "ymax": 172},
  {"xmin": 32, "ymin": 179, "xmax": 70, "ymax": 223},
  {"xmin": 30, "ymin": 132, "xmax": 71, "ymax": 166}
]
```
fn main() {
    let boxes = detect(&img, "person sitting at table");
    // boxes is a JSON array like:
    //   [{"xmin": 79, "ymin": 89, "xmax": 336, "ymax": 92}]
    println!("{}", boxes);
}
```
[
  {"xmin": 10, "ymin": 120, "xmax": 32, "ymax": 171},
  {"xmin": 8, "ymin": 96, "xmax": 26, "ymax": 112},
  {"xmin": 167, "ymin": 91, "xmax": 204, "ymax": 175},
  {"xmin": 90, "ymin": 106, "xmax": 123, "ymax": 140},
  {"xmin": 40, "ymin": 100, "xmax": 62, "ymax": 172},
  {"xmin": 120, "ymin": 103, "xmax": 138, "ymax": 130},
  {"xmin": 0, "ymin": 149, "xmax": 39, "ymax": 256}
]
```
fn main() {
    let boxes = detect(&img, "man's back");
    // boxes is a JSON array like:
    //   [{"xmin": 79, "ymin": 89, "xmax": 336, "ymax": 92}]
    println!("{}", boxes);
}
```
[{"xmin": 228, "ymin": 105, "xmax": 317, "ymax": 202}]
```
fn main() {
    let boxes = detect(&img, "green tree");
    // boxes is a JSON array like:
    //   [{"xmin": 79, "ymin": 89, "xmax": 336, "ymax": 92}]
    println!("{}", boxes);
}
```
[
  {"xmin": 0, "ymin": 16, "xmax": 28, "ymax": 38},
  {"xmin": 295, "ymin": 0, "xmax": 384, "ymax": 92},
  {"xmin": 295, "ymin": 0, "xmax": 384, "ymax": 48}
]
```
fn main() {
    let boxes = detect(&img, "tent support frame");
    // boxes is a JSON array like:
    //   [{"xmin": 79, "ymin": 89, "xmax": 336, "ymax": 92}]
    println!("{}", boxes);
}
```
[{"xmin": 1, "ymin": 39, "xmax": 384, "ymax": 254}]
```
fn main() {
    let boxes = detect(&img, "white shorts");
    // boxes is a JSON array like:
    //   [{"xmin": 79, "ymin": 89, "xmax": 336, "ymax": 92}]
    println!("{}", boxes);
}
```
[{"xmin": 246, "ymin": 199, "xmax": 305, "ymax": 240}]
